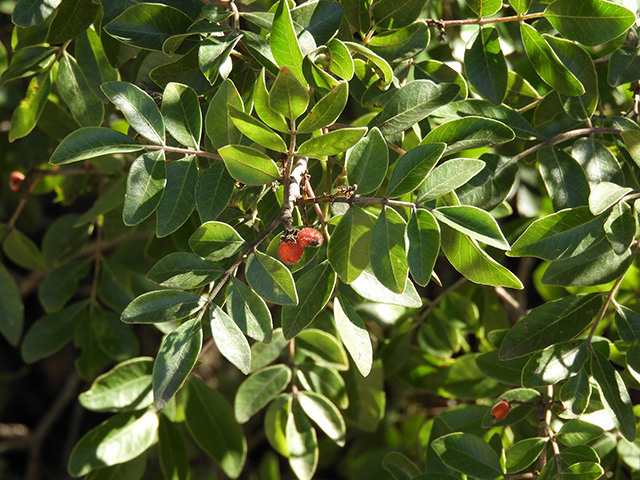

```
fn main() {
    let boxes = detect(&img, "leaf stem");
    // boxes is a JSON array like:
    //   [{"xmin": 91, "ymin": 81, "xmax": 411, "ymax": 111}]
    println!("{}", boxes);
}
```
[{"xmin": 145, "ymin": 144, "xmax": 222, "ymax": 160}]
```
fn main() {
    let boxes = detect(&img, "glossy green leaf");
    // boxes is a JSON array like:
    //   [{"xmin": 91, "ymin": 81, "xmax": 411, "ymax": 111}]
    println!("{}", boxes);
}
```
[
  {"xmin": 282, "ymin": 261, "xmax": 336, "ymax": 339},
  {"xmin": 609, "ymin": 46, "xmax": 640, "ymax": 87},
  {"xmin": 78, "ymin": 357, "xmax": 154, "ymax": 412},
  {"xmin": 368, "ymin": 22, "xmax": 430, "ymax": 63},
  {"xmin": 246, "ymin": 251, "xmax": 298, "ymax": 306},
  {"xmin": 376, "ymin": 80, "xmax": 460, "ymax": 135},
  {"xmin": 327, "ymin": 39, "xmax": 354, "ymax": 80},
  {"xmin": 456, "ymin": 154, "xmax": 518, "ymax": 211},
  {"xmin": 616, "ymin": 304, "xmax": 640, "ymax": 344},
  {"xmin": 499, "ymin": 294, "xmax": 603, "ymax": 359},
  {"xmin": 433, "ymin": 205, "xmax": 510, "ymax": 250},
  {"xmin": 57, "ymin": 52, "xmax": 103, "ymax": 127},
  {"xmin": 372, "ymin": 0, "xmax": 427, "ymax": 29},
  {"xmin": 561, "ymin": 371, "xmax": 591, "ymax": 415},
  {"xmin": 38, "ymin": 258, "xmax": 92, "ymax": 313},
  {"xmin": 406, "ymin": 209, "xmax": 440, "ymax": 287},
  {"xmin": 270, "ymin": 66, "xmax": 309, "ymax": 121},
  {"xmin": 156, "ymin": 156, "xmax": 198, "ymax": 237},
  {"xmin": 185, "ymin": 377, "xmax": 247, "ymax": 479},
  {"xmin": 589, "ymin": 182, "xmax": 632, "ymax": 215},
  {"xmin": 545, "ymin": 0, "xmax": 636, "ymax": 47},
  {"xmin": 49, "ymin": 127, "xmax": 142, "ymax": 165},
  {"xmin": 297, "ymin": 391, "xmax": 345, "ymax": 446},
  {"xmin": 205, "ymin": 79, "xmax": 243, "ymax": 150},
  {"xmin": 415, "ymin": 59, "xmax": 468, "ymax": 100},
  {"xmin": 12, "ymin": 0, "xmax": 61, "ymax": 26},
  {"xmin": 520, "ymin": 22, "xmax": 584, "ymax": 96},
  {"xmin": 369, "ymin": 207, "xmax": 408, "ymax": 293},
  {"xmin": 297, "ymin": 82, "xmax": 348, "ymax": 133},
  {"xmin": 121, "ymin": 290, "xmax": 203, "ymax": 324},
  {"xmin": 102, "ymin": 81, "xmax": 165, "ymax": 145},
  {"xmin": 254, "ymin": 69, "xmax": 289, "ymax": 132},
  {"xmin": 440, "ymin": 225, "xmax": 522, "ymax": 289},
  {"xmin": 591, "ymin": 348, "xmax": 636, "ymax": 441},
  {"xmin": 161, "ymin": 82, "xmax": 201, "ymax": 149},
  {"xmin": 147, "ymin": 252, "xmax": 222, "ymax": 289},
  {"xmin": 506, "ymin": 438, "xmax": 548, "ymax": 474},
  {"xmin": 104, "ymin": 3, "xmax": 192, "ymax": 51},
  {"xmin": 84, "ymin": 454, "xmax": 147, "ymax": 480},
  {"xmin": 387, "ymin": 143, "xmax": 445, "ymax": 198},
  {"xmin": 475, "ymin": 350, "xmax": 530, "ymax": 386},
  {"xmin": 235, "ymin": 364, "xmax": 292, "ymax": 423},
  {"xmin": 557, "ymin": 419, "xmax": 605, "ymax": 447},
  {"xmin": 521, "ymin": 341, "xmax": 588, "ymax": 387},
  {"xmin": 341, "ymin": 0, "xmax": 370, "ymax": 35},
  {"xmin": 74, "ymin": 176, "xmax": 127, "ymax": 226},
  {"xmin": 350, "ymin": 265, "xmax": 422, "ymax": 308},
  {"xmin": 210, "ymin": 305, "xmax": 251, "ymax": 374},
  {"xmin": 21, "ymin": 301, "xmax": 86, "ymax": 363},
  {"xmin": 509, "ymin": 207, "xmax": 607, "ymax": 261},
  {"xmin": 0, "ymin": 45, "xmax": 57, "ymax": 87},
  {"xmin": 75, "ymin": 26, "xmax": 119, "ymax": 102},
  {"xmin": 287, "ymin": 404, "xmax": 318, "ymax": 480},
  {"xmin": 346, "ymin": 127, "xmax": 388, "ymax": 194},
  {"xmin": 432, "ymin": 432, "xmax": 504, "ymax": 480},
  {"xmin": 423, "ymin": 116, "xmax": 515, "ymax": 154},
  {"xmin": 537, "ymin": 146, "xmax": 590, "ymax": 211},
  {"xmin": 68, "ymin": 410, "xmax": 158, "ymax": 477},
  {"xmin": 328, "ymin": 207, "xmax": 375, "ymax": 284},
  {"xmin": 158, "ymin": 416, "xmax": 189, "ymax": 480},
  {"xmin": 196, "ymin": 163, "xmax": 235, "ymax": 223},
  {"xmin": 382, "ymin": 452, "xmax": 421, "ymax": 480},
  {"xmin": 465, "ymin": 27, "xmax": 507, "ymax": 105},
  {"xmin": 226, "ymin": 277, "xmax": 273, "ymax": 343},
  {"xmin": 605, "ymin": 201, "xmax": 636, "ymax": 254},
  {"xmin": 297, "ymin": 127, "xmax": 366, "ymax": 158},
  {"xmin": 418, "ymin": 158, "xmax": 484, "ymax": 203},
  {"xmin": 199, "ymin": 34, "xmax": 242, "ymax": 85},
  {"xmin": 219, "ymin": 145, "xmax": 280, "ymax": 186},
  {"xmin": 572, "ymin": 137, "xmax": 624, "ymax": 188},
  {"xmin": 46, "ymin": 0, "xmax": 98, "ymax": 44},
  {"xmin": 153, "ymin": 317, "xmax": 203, "ymax": 410},
  {"xmin": 265, "ymin": 394, "xmax": 291, "ymax": 456},
  {"xmin": 150, "ymin": 45, "xmax": 212, "ymax": 96},
  {"xmin": 271, "ymin": 0, "xmax": 305, "ymax": 83},
  {"xmin": 9, "ymin": 70, "xmax": 51, "ymax": 142},
  {"xmin": 344, "ymin": 41, "xmax": 393, "ymax": 87},
  {"xmin": 228, "ymin": 105, "xmax": 287, "ymax": 152},
  {"xmin": 189, "ymin": 221, "xmax": 245, "ymax": 261},
  {"xmin": 333, "ymin": 294, "xmax": 373, "ymax": 377},
  {"xmin": 296, "ymin": 329, "xmax": 349, "ymax": 371},
  {"xmin": 3, "ymin": 228, "xmax": 45, "ymax": 271},
  {"xmin": 123, "ymin": 150, "xmax": 166, "ymax": 226},
  {"xmin": 466, "ymin": 0, "xmax": 502, "ymax": 16},
  {"xmin": 251, "ymin": 329, "xmax": 288, "ymax": 373}
]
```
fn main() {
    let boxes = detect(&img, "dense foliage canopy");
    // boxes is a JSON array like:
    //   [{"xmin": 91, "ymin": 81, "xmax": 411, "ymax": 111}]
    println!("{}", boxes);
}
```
[{"xmin": 3, "ymin": 0, "xmax": 640, "ymax": 479}]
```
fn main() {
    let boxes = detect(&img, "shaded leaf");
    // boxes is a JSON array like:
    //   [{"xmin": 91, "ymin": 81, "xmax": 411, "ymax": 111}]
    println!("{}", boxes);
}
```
[
  {"xmin": 346, "ymin": 127, "xmax": 388, "ymax": 194},
  {"xmin": 369, "ymin": 207, "xmax": 408, "ymax": 293},
  {"xmin": 156, "ymin": 156, "xmax": 198, "ymax": 237},
  {"xmin": 219, "ymin": 145, "xmax": 280, "ymax": 185},
  {"xmin": 235, "ymin": 364, "xmax": 292, "ymax": 423},
  {"xmin": 328, "ymin": 207, "xmax": 375, "ymax": 284},
  {"xmin": 49, "ymin": 127, "xmax": 142, "ymax": 165},
  {"xmin": 387, "ymin": 143, "xmax": 445, "ymax": 198},
  {"xmin": 465, "ymin": 27, "xmax": 507, "ymax": 105},
  {"xmin": 246, "ymin": 251, "xmax": 298, "ymax": 306},
  {"xmin": 334, "ymin": 294, "xmax": 373, "ymax": 377},
  {"xmin": 123, "ymin": 151, "xmax": 166, "ymax": 226}
]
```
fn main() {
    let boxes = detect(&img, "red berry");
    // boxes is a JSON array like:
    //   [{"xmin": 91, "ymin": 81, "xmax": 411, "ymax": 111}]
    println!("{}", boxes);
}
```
[
  {"xmin": 8, "ymin": 171, "xmax": 25, "ymax": 193},
  {"xmin": 278, "ymin": 241, "xmax": 304, "ymax": 264},
  {"xmin": 297, "ymin": 227, "xmax": 323, "ymax": 247},
  {"xmin": 491, "ymin": 400, "xmax": 510, "ymax": 420}
]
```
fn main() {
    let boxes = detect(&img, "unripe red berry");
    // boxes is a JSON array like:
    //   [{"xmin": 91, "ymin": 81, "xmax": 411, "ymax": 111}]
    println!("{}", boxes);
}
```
[
  {"xmin": 278, "ymin": 241, "xmax": 303, "ymax": 264},
  {"xmin": 8, "ymin": 171, "xmax": 25, "ymax": 193},
  {"xmin": 491, "ymin": 400, "xmax": 510, "ymax": 420},
  {"xmin": 297, "ymin": 227, "xmax": 323, "ymax": 247}
]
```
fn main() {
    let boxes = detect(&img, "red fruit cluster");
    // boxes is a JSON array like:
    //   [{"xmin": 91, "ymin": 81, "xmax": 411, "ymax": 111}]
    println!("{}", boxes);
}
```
[
  {"xmin": 491, "ymin": 400, "xmax": 510, "ymax": 420},
  {"xmin": 277, "ymin": 228, "xmax": 324, "ymax": 265},
  {"xmin": 8, "ymin": 171, "xmax": 25, "ymax": 193}
]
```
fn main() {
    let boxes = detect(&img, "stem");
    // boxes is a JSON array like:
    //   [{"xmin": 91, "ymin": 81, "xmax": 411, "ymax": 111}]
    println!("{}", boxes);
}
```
[
  {"xmin": 298, "ymin": 194, "xmax": 416, "ymax": 209},
  {"xmin": 145, "ymin": 144, "xmax": 222, "ymax": 160},
  {"xmin": 425, "ymin": 12, "xmax": 545, "ymax": 28}
]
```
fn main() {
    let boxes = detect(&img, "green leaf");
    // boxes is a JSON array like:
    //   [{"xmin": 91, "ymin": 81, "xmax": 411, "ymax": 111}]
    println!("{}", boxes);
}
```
[
  {"xmin": 406, "ymin": 209, "xmax": 440, "ymax": 286},
  {"xmin": 150, "ymin": 45, "xmax": 212, "ymax": 96},
  {"xmin": 465, "ymin": 27, "xmax": 507, "ymax": 105},
  {"xmin": 537, "ymin": 146, "xmax": 590, "ymax": 211},
  {"xmin": 210, "ymin": 305, "xmax": 251, "ymax": 374},
  {"xmin": 269, "ymin": 66, "xmax": 309, "ymax": 122},
  {"xmin": 382, "ymin": 452, "xmax": 421, "ymax": 480},
  {"xmin": 341, "ymin": 0, "xmax": 370, "ymax": 35},
  {"xmin": 562, "ymin": 462, "xmax": 604, "ymax": 479},
  {"xmin": 368, "ymin": 22, "xmax": 430, "ymax": 63},
  {"xmin": 228, "ymin": 105, "xmax": 287, "ymax": 152},
  {"xmin": 12, "ymin": 0, "xmax": 60, "ymax": 26},
  {"xmin": 440, "ymin": 225, "xmax": 523, "ymax": 289},
  {"xmin": 74, "ymin": 176, "xmax": 127, "ymax": 226},
  {"xmin": 158, "ymin": 416, "xmax": 190, "ymax": 480},
  {"xmin": 286, "ymin": 404, "xmax": 318, "ymax": 480},
  {"xmin": 161, "ymin": 82, "xmax": 201, "ymax": 150},
  {"xmin": 9, "ymin": 70, "xmax": 51, "ymax": 142},
  {"xmin": 57, "ymin": 53, "xmax": 103, "ymax": 127},
  {"xmin": 415, "ymin": 59, "xmax": 468, "ymax": 100},
  {"xmin": 254, "ymin": 68, "xmax": 289, "ymax": 132},
  {"xmin": 334, "ymin": 294, "xmax": 373, "ymax": 377},
  {"xmin": 156, "ymin": 156, "xmax": 198, "ymax": 237},
  {"xmin": 369, "ymin": 207, "xmax": 408, "ymax": 293},
  {"xmin": 521, "ymin": 341, "xmax": 589, "ymax": 387},
  {"xmin": 235, "ymin": 364, "xmax": 292, "ymax": 423},
  {"xmin": 123, "ymin": 150, "xmax": 166, "ymax": 226},
  {"xmin": 121, "ymin": 290, "xmax": 204, "ymax": 324},
  {"xmin": 102, "ymin": 81, "xmax": 165, "ymax": 145},
  {"xmin": 344, "ymin": 41, "xmax": 393, "ymax": 87},
  {"xmin": 282, "ymin": 261, "xmax": 337, "ymax": 339},
  {"xmin": 297, "ymin": 82, "xmax": 349, "ymax": 133},
  {"xmin": 185, "ymin": 377, "xmax": 247, "ymax": 479},
  {"xmin": 38, "ymin": 258, "xmax": 92, "ymax": 313},
  {"xmin": 49, "ymin": 127, "xmax": 142, "ymax": 165},
  {"xmin": 376, "ymin": 80, "xmax": 460, "ymax": 135},
  {"xmin": 466, "ymin": 0, "xmax": 502, "ymax": 16},
  {"xmin": 589, "ymin": 182, "xmax": 632, "ymax": 215},
  {"xmin": 75, "ymin": 26, "xmax": 119, "ymax": 102},
  {"xmin": 545, "ymin": 0, "xmax": 636, "ymax": 47},
  {"xmin": 246, "ymin": 251, "xmax": 298, "ymax": 306},
  {"xmin": 557, "ymin": 419, "xmax": 605, "ymax": 447},
  {"xmin": 68, "ymin": 410, "xmax": 158, "ymax": 477},
  {"xmin": 219, "ymin": 145, "xmax": 280, "ymax": 185},
  {"xmin": 346, "ymin": 127, "xmax": 388, "ymax": 195},
  {"xmin": 251, "ymin": 328, "xmax": 288, "ymax": 373},
  {"xmin": 46, "ymin": 0, "xmax": 98, "ymax": 45},
  {"xmin": 78, "ymin": 357, "xmax": 154, "ymax": 413},
  {"xmin": 189, "ymin": 221, "xmax": 245, "ymax": 262},
  {"xmin": 456, "ymin": 154, "xmax": 518, "ymax": 211},
  {"xmin": 297, "ymin": 127, "xmax": 367, "ymax": 158},
  {"xmin": 387, "ymin": 143, "xmax": 445, "ymax": 198},
  {"xmin": 606, "ymin": 202, "xmax": 637, "ymax": 255},
  {"xmin": 433, "ymin": 205, "xmax": 510, "ymax": 250},
  {"xmin": 520, "ymin": 22, "xmax": 584, "ymax": 96},
  {"xmin": 271, "ymin": 0, "xmax": 305, "ymax": 83},
  {"xmin": 508, "ymin": 207, "xmax": 607, "ymax": 261},
  {"xmin": 418, "ymin": 158, "xmax": 485, "ymax": 203},
  {"xmin": 298, "ymin": 391, "xmax": 345, "ymax": 446},
  {"xmin": 226, "ymin": 277, "xmax": 273, "ymax": 343},
  {"xmin": 615, "ymin": 304, "xmax": 640, "ymax": 344},
  {"xmin": 327, "ymin": 39, "xmax": 354, "ymax": 80},
  {"xmin": 196, "ymin": 163, "xmax": 235, "ymax": 223},
  {"xmin": 104, "ymin": 3, "xmax": 192, "ymax": 51},
  {"xmin": 572, "ymin": 137, "xmax": 624, "ymax": 188},
  {"xmin": 265, "ymin": 394, "xmax": 291, "ymax": 456},
  {"xmin": 205, "ymin": 78, "xmax": 244, "ymax": 150},
  {"xmin": 506, "ymin": 438, "xmax": 548, "ymax": 474},
  {"xmin": 199, "ymin": 34, "xmax": 242, "ymax": 85},
  {"xmin": 2, "ymin": 228, "xmax": 45, "ymax": 271},
  {"xmin": 432, "ymin": 432, "xmax": 504, "ymax": 480},
  {"xmin": 21, "ymin": 301, "xmax": 86, "ymax": 363},
  {"xmin": 85, "ymin": 454, "xmax": 147, "ymax": 480},
  {"xmin": 591, "ymin": 348, "xmax": 636, "ymax": 441},
  {"xmin": 372, "ymin": 0, "xmax": 427, "ymax": 29},
  {"xmin": 147, "ymin": 252, "xmax": 222, "ymax": 289},
  {"xmin": 499, "ymin": 294, "xmax": 603, "ymax": 360},
  {"xmin": 153, "ymin": 317, "xmax": 203, "ymax": 410},
  {"xmin": 423, "ymin": 116, "xmax": 515, "ymax": 155},
  {"xmin": 0, "ymin": 45, "xmax": 57, "ymax": 87},
  {"xmin": 328, "ymin": 207, "xmax": 375, "ymax": 284},
  {"xmin": 350, "ymin": 265, "xmax": 423, "ymax": 308},
  {"xmin": 476, "ymin": 350, "xmax": 530, "ymax": 386},
  {"xmin": 296, "ymin": 329, "xmax": 349, "ymax": 371},
  {"xmin": 609, "ymin": 47, "xmax": 640, "ymax": 87}
]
